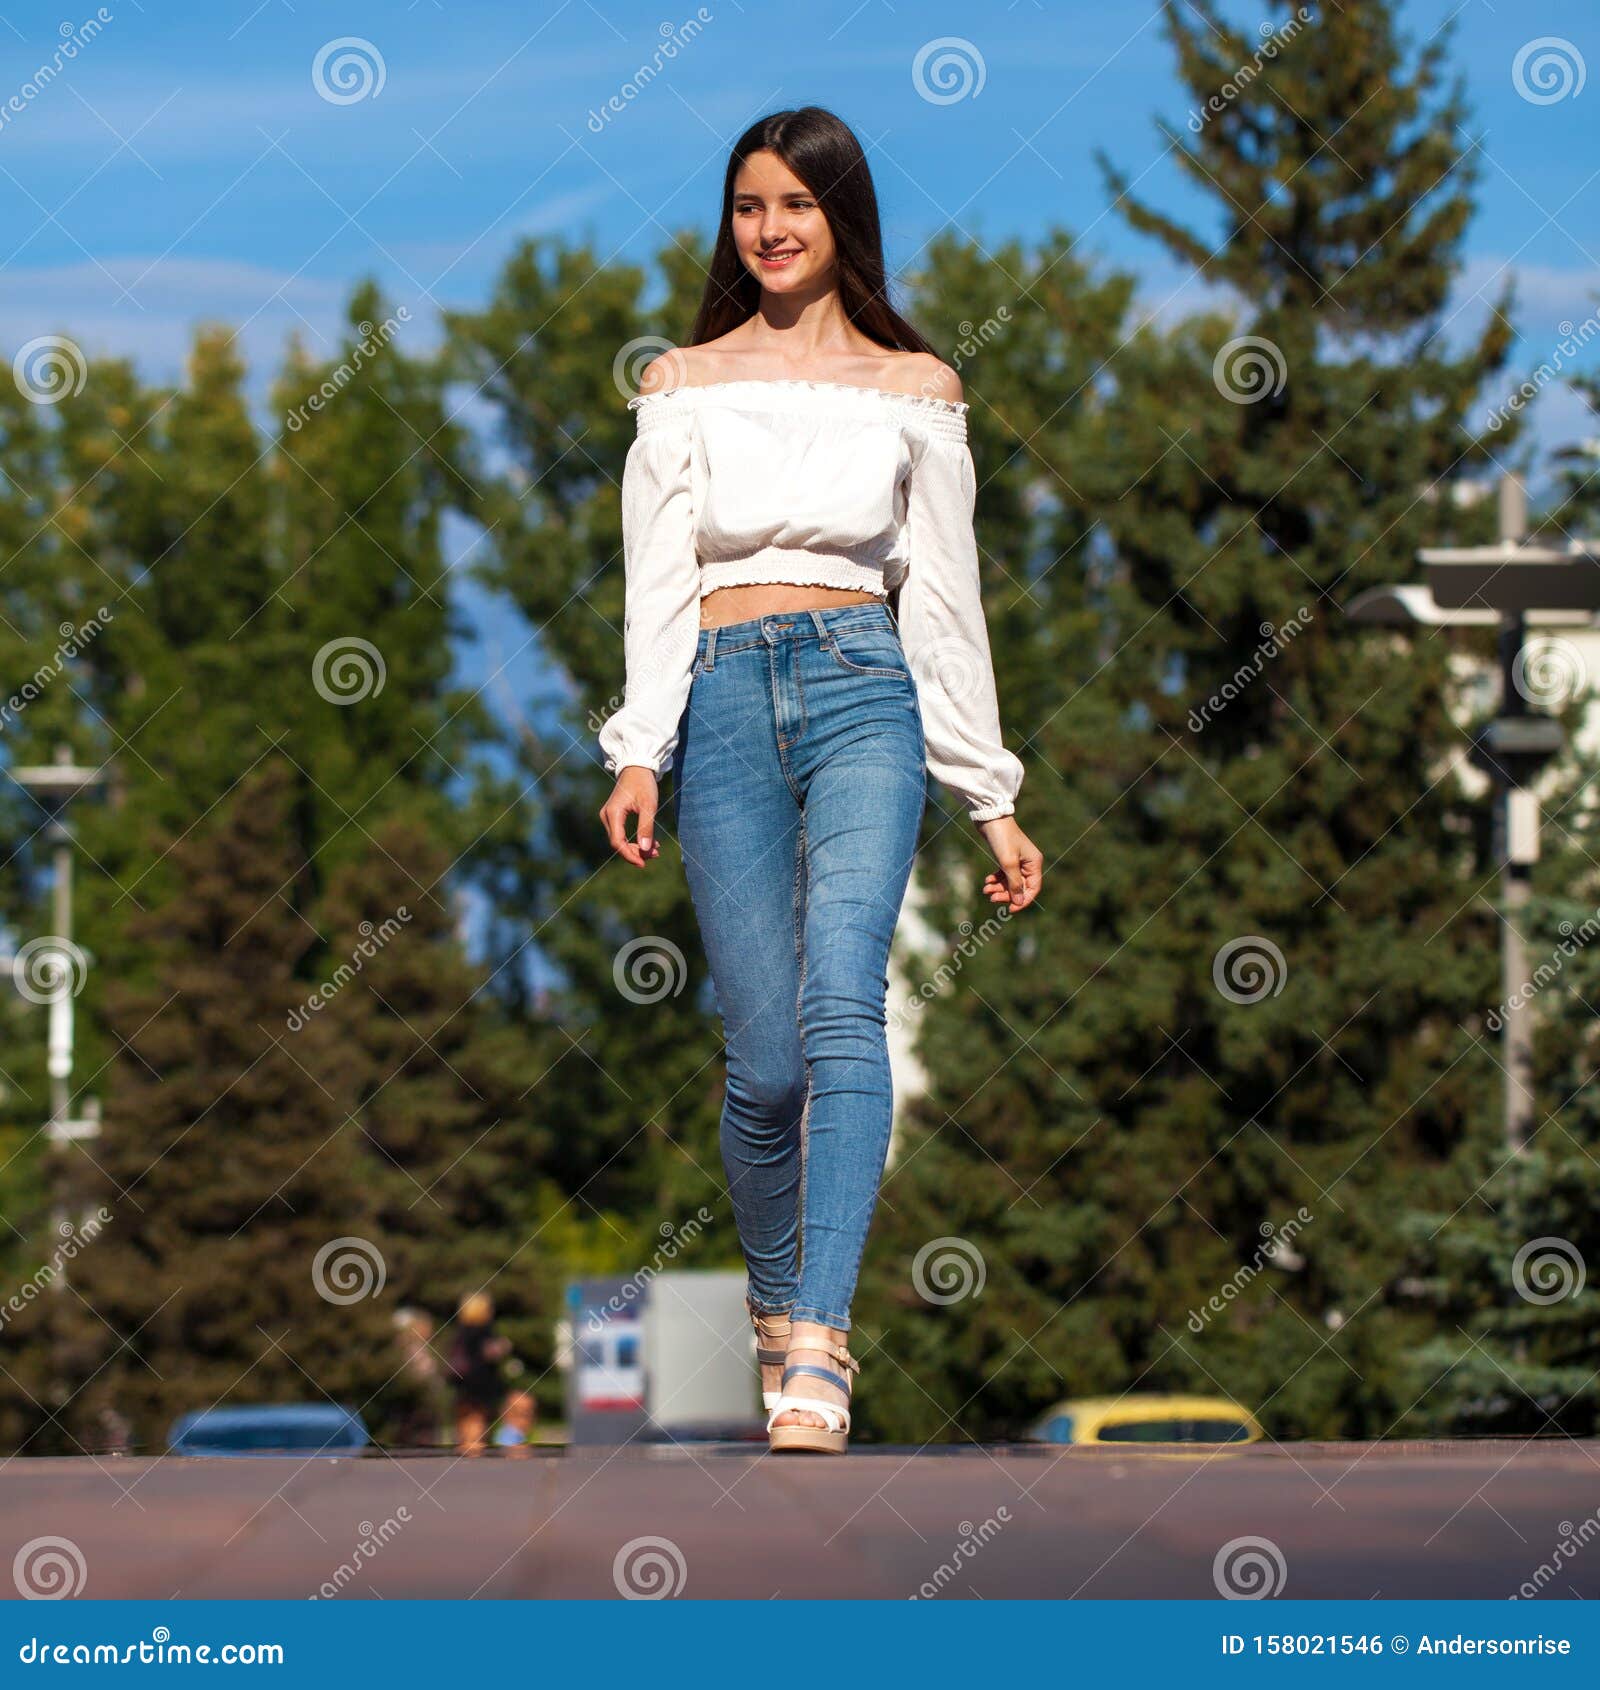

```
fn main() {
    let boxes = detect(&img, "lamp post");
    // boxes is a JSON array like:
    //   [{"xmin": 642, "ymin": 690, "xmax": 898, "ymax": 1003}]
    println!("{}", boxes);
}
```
[
  {"xmin": 8, "ymin": 747, "xmax": 107, "ymax": 1269},
  {"xmin": 1347, "ymin": 475, "xmax": 1600, "ymax": 1154}
]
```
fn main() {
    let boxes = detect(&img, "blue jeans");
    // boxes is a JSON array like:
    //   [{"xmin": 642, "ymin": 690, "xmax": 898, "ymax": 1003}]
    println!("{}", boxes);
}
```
[{"xmin": 670, "ymin": 602, "xmax": 927, "ymax": 1331}]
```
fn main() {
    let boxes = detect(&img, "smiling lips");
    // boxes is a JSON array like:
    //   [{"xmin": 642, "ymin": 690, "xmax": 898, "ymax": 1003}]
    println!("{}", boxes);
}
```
[{"xmin": 760, "ymin": 249, "xmax": 801, "ymax": 266}]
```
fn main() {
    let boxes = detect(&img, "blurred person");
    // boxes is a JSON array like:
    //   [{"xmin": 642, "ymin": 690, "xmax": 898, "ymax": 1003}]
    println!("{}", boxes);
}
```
[
  {"xmin": 391, "ymin": 1307, "xmax": 450, "ymax": 1448},
  {"xmin": 597, "ymin": 107, "xmax": 1041, "ymax": 1454},
  {"xmin": 445, "ymin": 1291, "xmax": 512, "ymax": 1455},
  {"xmin": 492, "ymin": 1389, "xmax": 538, "ymax": 1454}
]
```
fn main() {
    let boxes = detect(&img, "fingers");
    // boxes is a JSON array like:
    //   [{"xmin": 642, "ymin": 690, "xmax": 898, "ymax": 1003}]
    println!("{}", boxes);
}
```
[
  {"xmin": 599, "ymin": 773, "xmax": 662, "ymax": 868},
  {"xmin": 981, "ymin": 836, "xmax": 1043, "ymax": 911}
]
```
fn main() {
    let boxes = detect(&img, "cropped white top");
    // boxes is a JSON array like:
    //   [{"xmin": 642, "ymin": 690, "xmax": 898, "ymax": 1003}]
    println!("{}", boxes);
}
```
[{"xmin": 597, "ymin": 378, "xmax": 1025, "ymax": 823}]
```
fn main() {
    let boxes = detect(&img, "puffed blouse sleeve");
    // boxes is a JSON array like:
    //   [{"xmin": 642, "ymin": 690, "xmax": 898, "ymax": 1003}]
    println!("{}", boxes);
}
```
[
  {"xmin": 597, "ymin": 400, "xmax": 700, "ymax": 777},
  {"xmin": 898, "ymin": 413, "xmax": 1026, "ymax": 823}
]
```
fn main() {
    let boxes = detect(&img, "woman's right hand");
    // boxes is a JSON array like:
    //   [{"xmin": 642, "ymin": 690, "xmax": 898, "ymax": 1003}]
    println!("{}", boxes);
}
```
[{"xmin": 600, "ymin": 766, "xmax": 662, "ymax": 867}]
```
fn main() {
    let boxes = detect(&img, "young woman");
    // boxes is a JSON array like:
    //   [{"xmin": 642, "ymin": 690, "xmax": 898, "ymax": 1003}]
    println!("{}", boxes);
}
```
[{"xmin": 598, "ymin": 106, "xmax": 1043, "ymax": 1454}]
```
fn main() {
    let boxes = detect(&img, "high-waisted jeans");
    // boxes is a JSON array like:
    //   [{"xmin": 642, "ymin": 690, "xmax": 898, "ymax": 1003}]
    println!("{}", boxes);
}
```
[{"xmin": 670, "ymin": 601, "xmax": 927, "ymax": 1331}]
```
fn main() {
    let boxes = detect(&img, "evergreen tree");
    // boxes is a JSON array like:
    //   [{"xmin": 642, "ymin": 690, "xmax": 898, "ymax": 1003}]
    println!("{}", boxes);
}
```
[
  {"xmin": 59, "ymin": 761, "xmax": 423, "ymax": 1453},
  {"xmin": 0, "ymin": 301, "xmax": 492, "ymax": 1450},
  {"xmin": 1547, "ymin": 308, "xmax": 1600, "ymax": 536},
  {"xmin": 315, "ymin": 813, "xmax": 563, "ymax": 1412},
  {"xmin": 859, "ymin": 0, "xmax": 1518, "ymax": 1441}
]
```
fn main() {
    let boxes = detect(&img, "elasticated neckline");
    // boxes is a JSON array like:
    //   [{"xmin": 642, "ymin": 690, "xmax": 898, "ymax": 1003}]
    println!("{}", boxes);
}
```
[{"xmin": 627, "ymin": 377, "xmax": 969, "ymax": 417}]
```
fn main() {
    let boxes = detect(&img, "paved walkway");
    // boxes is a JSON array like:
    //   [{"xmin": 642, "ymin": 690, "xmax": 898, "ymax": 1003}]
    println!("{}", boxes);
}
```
[{"xmin": 3, "ymin": 1440, "xmax": 1595, "ymax": 1600}]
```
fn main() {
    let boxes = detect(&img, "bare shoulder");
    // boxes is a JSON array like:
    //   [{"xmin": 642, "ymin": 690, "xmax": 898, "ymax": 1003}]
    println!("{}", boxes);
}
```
[
  {"xmin": 636, "ymin": 346, "xmax": 699, "ymax": 397},
  {"xmin": 881, "ymin": 351, "xmax": 962, "ymax": 406}
]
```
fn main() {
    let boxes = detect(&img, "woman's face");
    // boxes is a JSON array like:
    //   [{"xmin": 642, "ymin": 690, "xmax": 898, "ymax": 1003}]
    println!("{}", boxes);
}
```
[{"xmin": 731, "ymin": 149, "xmax": 836, "ymax": 294}]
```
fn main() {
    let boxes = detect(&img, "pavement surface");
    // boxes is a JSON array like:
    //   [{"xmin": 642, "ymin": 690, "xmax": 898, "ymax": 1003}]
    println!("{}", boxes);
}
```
[{"xmin": 3, "ymin": 1439, "xmax": 1597, "ymax": 1600}]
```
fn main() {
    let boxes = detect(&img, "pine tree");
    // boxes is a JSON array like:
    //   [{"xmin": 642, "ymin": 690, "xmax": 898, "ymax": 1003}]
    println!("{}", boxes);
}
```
[
  {"xmin": 1547, "ymin": 310, "xmax": 1600, "ymax": 536},
  {"xmin": 314, "ymin": 813, "xmax": 563, "ymax": 1413},
  {"xmin": 858, "ymin": 0, "xmax": 1519, "ymax": 1441},
  {"xmin": 59, "ymin": 760, "xmax": 425, "ymax": 1452},
  {"xmin": 0, "ymin": 301, "xmax": 491, "ymax": 1448}
]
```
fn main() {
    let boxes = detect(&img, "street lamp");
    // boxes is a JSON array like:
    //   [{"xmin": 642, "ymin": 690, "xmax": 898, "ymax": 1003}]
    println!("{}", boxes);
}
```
[
  {"xmin": 8, "ymin": 745, "xmax": 107, "ymax": 1214},
  {"xmin": 1347, "ymin": 475, "xmax": 1600, "ymax": 1154}
]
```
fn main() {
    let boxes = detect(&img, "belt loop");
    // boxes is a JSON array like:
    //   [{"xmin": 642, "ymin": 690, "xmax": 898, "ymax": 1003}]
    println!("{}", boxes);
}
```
[
  {"xmin": 808, "ymin": 607, "xmax": 831, "ymax": 648},
  {"xmin": 704, "ymin": 625, "xmax": 719, "ymax": 671}
]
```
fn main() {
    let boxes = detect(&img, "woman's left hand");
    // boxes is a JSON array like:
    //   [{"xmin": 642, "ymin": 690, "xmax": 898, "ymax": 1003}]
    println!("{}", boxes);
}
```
[{"xmin": 976, "ymin": 815, "xmax": 1042, "ymax": 911}]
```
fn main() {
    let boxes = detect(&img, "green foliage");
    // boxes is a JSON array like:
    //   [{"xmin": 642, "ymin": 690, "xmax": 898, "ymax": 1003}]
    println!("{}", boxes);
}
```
[
  {"xmin": 1, "ymin": 0, "xmax": 1587, "ymax": 1454},
  {"xmin": 856, "ymin": 0, "xmax": 1518, "ymax": 1442}
]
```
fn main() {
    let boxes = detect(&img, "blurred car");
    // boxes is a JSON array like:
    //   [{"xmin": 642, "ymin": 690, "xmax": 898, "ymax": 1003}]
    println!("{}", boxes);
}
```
[
  {"xmin": 168, "ymin": 1403, "xmax": 370, "ymax": 1457},
  {"xmin": 1025, "ymin": 1394, "xmax": 1263, "ymax": 1446}
]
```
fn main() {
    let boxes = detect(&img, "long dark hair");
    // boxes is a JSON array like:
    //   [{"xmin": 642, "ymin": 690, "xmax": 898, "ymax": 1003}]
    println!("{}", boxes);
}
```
[{"xmin": 686, "ymin": 106, "xmax": 938, "ymax": 356}]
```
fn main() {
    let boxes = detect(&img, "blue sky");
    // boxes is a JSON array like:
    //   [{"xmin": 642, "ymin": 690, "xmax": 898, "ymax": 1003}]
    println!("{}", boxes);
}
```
[
  {"xmin": 1, "ymin": 0, "xmax": 1596, "ymax": 745},
  {"xmin": 1, "ymin": 0, "xmax": 1593, "ymax": 426}
]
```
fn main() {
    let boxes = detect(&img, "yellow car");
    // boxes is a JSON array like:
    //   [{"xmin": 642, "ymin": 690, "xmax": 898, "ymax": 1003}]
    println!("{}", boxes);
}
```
[{"xmin": 1026, "ymin": 1394, "xmax": 1263, "ymax": 1446}]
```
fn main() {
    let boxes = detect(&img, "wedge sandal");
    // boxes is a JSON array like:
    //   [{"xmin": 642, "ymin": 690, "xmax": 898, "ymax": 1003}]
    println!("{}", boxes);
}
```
[
  {"xmin": 765, "ymin": 1337, "xmax": 860, "ymax": 1455},
  {"xmin": 748, "ymin": 1303, "xmax": 792, "ymax": 1413}
]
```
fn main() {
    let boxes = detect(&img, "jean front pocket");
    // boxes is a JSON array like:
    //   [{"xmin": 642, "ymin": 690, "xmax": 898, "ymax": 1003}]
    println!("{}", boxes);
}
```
[{"xmin": 825, "ymin": 628, "xmax": 912, "ymax": 681}]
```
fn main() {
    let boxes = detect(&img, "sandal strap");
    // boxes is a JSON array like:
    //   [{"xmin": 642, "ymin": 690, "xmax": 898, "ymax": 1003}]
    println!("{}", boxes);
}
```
[
  {"xmin": 749, "ymin": 1305, "xmax": 792, "ymax": 1372},
  {"xmin": 766, "ymin": 1394, "xmax": 851, "ymax": 1435},
  {"xmin": 781, "ymin": 1361, "xmax": 853, "ymax": 1396},
  {"xmin": 787, "ymin": 1341, "xmax": 858, "ymax": 1375}
]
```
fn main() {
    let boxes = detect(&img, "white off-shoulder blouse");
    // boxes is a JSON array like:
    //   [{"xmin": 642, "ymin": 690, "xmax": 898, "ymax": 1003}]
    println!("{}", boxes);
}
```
[{"xmin": 597, "ymin": 378, "xmax": 1026, "ymax": 823}]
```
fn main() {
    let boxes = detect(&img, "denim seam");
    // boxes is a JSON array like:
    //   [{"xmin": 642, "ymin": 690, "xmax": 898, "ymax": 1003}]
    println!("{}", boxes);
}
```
[
  {"xmin": 771, "ymin": 638, "xmax": 808, "ymax": 754},
  {"xmin": 747, "ymin": 1294, "xmax": 794, "ymax": 1316},
  {"xmin": 792, "ymin": 807, "xmax": 812, "ymax": 1307},
  {"xmin": 790, "ymin": 1306, "xmax": 853, "ymax": 1333},
  {"xmin": 769, "ymin": 652, "xmax": 806, "ymax": 801}
]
